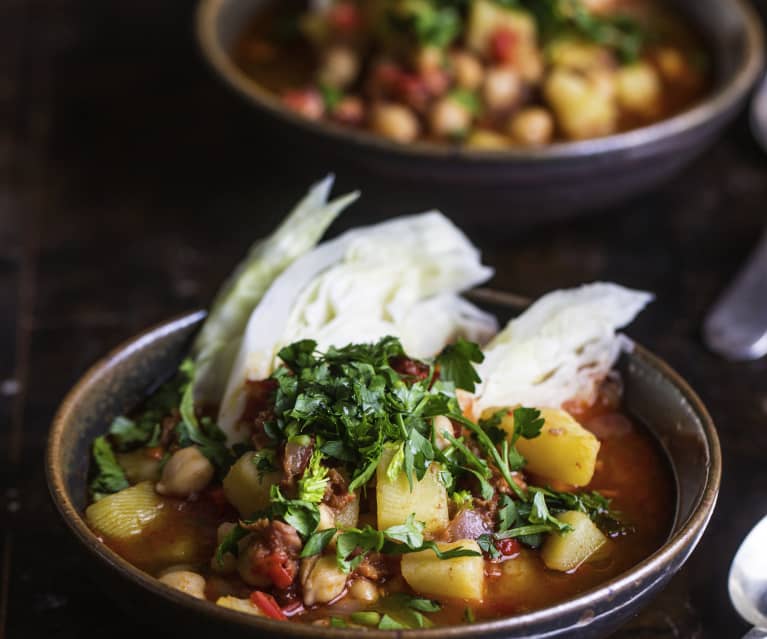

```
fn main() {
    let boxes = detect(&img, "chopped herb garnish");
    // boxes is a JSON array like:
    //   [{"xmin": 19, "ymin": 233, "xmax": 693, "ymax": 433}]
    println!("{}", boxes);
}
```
[{"xmin": 89, "ymin": 436, "xmax": 129, "ymax": 501}]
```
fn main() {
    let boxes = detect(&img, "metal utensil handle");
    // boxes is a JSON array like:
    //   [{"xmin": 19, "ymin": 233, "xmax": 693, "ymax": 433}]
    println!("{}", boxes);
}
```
[
  {"xmin": 743, "ymin": 628, "xmax": 767, "ymax": 639},
  {"xmin": 703, "ymin": 229, "xmax": 767, "ymax": 361}
]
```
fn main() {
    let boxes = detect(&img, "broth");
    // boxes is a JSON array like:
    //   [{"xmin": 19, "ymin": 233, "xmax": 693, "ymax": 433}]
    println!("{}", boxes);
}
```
[{"xmin": 92, "ymin": 390, "xmax": 674, "ymax": 625}]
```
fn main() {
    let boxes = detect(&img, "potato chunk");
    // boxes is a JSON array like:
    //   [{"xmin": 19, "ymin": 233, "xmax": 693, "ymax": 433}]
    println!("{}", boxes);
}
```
[
  {"xmin": 116, "ymin": 449, "xmax": 161, "ymax": 484},
  {"xmin": 401, "ymin": 540, "xmax": 484, "ymax": 601},
  {"xmin": 505, "ymin": 407, "xmax": 600, "ymax": 487},
  {"xmin": 615, "ymin": 62, "xmax": 662, "ymax": 118},
  {"xmin": 216, "ymin": 596, "xmax": 265, "ymax": 616},
  {"xmin": 544, "ymin": 68, "xmax": 617, "ymax": 140},
  {"xmin": 466, "ymin": 0, "xmax": 541, "ymax": 80},
  {"xmin": 541, "ymin": 510, "xmax": 607, "ymax": 572},
  {"xmin": 467, "ymin": 0, "xmax": 536, "ymax": 54},
  {"xmin": 376, "ymin": 446, "xmax": 448, "ymax": 534},
  {"xmin": 223, "ymin": 451, "xmax": 283, "ymax": 517}
]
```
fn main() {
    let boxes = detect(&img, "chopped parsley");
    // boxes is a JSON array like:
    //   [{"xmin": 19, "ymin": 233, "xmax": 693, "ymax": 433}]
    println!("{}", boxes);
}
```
[{"xmin": 89, "ymin": 436, "xmax": 129, "ymax": 501}]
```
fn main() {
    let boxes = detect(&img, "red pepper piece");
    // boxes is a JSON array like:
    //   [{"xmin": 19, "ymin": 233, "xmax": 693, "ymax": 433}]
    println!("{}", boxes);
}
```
[{"xmin": 250, "ymin": 591, "xmax": 287, "ymax": 621}]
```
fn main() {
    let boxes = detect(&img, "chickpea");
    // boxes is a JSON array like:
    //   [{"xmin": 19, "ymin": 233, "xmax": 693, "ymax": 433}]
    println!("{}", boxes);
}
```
[
  {"xmin": 482, "ymin": 67, "xmax": 523, "ymax": 112},
  {"xmin": 158, "ymin": 570, "xmax": 206, "ymax": 600},
  {"xmin": 300, "ymin": 555, "xmax": 348, "ymax": 606},
  {"xmin": 317, "ymin": 45, "xmax": 360, "ymax": 90},
  {"xmin": 429, "ymin": 98, "xmax": 472, "ymax": 139},
  {"xmin": 508, "ymin": 107, "xmax": 554, "ymax": 146},
  {"xmin": 415, "ymin": 46, "xmax": 444, "ymax": 75},
  {"xmin": 580, "ymin": 0, "xmax": 619, "ymax": 13},
  {"xmin": 518, "ymin": 49, "xmax": 544, "ymax": 83},
  {"xmin": 655, "ymin": 46, "xmax": 695, "ymax": 86},
  {"xmin": 588, "ymin": 68, "xmax": 616, "ymax": 100},
  {"xmin": 432, "ymin": 415, "xmax": 454, "ymax": 450},
  {"xmin": 370, "ymin": 103, "xmax": 420, "ymax": 143},
  {"xmin": 155, "ymin": 446, "xmax": 214, "ymax": 498},
  {"xmin": 422, "ymin": 68, "xmax": 450, "ymax": 98},
  {"xmin": 467, "ymin": 129, "xmax": 513, "ymax": 150},
  {"xmin": 451, "ymin": 52, "xmax": 484, "ymax": 91},
  {"xmin": 348, "ymin": 578, "xmax": 379, "ymax": 603}
]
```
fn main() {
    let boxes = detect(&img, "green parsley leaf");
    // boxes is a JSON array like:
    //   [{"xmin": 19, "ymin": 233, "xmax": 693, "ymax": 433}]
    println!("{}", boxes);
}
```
[
  {"xmin": 449, "ymin": 89, "xmax": 482, "ymax": 115},
  {"xmin": 404, "ymin": 597, "xmax": 441, "ymax": 613},
  {"xmin": 300, "ymin": 528, "xmax": 337, "ymax": 558},
  {"xmin": 436, "ymin": 338, "xmax": 484, "ymax": 392},
  {"xmin": 477, "ymin": 533, "xmax": 501, "ymax": 559},
  {"xmin": 297, "ymin": 447, "xmax": 329, "ymax": 503},
  {"xmin": 378, "ymin": 614, "xmax": 408, "ymax": 630},
  {"xmin": 215, "ymin": 523, "xmax": 250, "ymax": 566},
  {"xmin": 269, "ymin": 486, "xmax": 321, "ymax": 538},
  {"xmin": 528, "ymin": 490, "xmax": 572, "ymax": 533},
  {"xmin": 497, "ymin": 494, "xmax": 517, "ymax": 532},
  {"xmin": 176, "ymin": 360, "xmax": 234, "ymax": 475},
  {"xmin": 89, "ymin": 435, "xmax": 129, "ymax": 500},
  {"xmin": 512, "ymin": 406, "xmax": 545, "ymax": 441},
  {"xmin": 252, "ymin": 448, "xmax": 278, "ymax": 477},
  {"xmin": 350, "ymin": 612, "xmax": 381, "ymax": 626},
  {"xmin": 451, "ymin": 490, "xmax": 474, "ymax": 509},
  {"xmin": 336, "ymin": 526, "xmax": 385, "ymax": 572},
  {"xmin": 383, "ymin": 514, "xmax": 425, "ymax": 548}
]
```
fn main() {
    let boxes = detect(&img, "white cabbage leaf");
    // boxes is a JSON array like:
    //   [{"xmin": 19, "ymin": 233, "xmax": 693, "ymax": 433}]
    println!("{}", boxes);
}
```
[
  {"xmin": 218, "ymin": 211, "xmax": 496, "ymax": 442},
  {"xmin": 471, "ymin": 282, "xmax": 653, "ymax": 418},
  {"xmin": 191, "ymin": 175, "xmax": 359, "ymax": 404}
]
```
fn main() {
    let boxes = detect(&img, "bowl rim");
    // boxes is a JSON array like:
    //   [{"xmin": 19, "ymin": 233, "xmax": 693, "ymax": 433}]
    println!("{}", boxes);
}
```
[
  {"xmin": 46, "ymin": 310, "xmax": 721, "ymax": 637},
  {"xmin": 194, "ymin": 0, "xmax": 764, "ymax": 163}
]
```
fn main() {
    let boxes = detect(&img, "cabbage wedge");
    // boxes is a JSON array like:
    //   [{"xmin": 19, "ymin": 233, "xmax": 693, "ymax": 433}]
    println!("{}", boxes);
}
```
[
  {"xmin": 471, "ymin": 282, "xmax": 652, "ymax": 418},
  {"xmin": 218, "ymin": 211, "xmax": 496, "ymax": 443},
  {"xmin": 191, "ymin": 176, "xmax": 359, "ymax": 404}
]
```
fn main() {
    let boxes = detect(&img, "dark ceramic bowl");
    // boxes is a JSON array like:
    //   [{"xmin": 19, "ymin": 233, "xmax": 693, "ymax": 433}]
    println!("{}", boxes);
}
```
[
  {"xmin": 195, "ymin": 0, "xmax": 763, "ymax": 214},
  {"xmin": 47, "ymin": 310, "xmax": 720, "ymax": 638}
]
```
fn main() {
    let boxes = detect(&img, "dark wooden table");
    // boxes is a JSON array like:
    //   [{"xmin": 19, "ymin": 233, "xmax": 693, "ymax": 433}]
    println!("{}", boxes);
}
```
[{"xmin": 2, "ymin": 2, "xmax": 767, "ymax": 637}]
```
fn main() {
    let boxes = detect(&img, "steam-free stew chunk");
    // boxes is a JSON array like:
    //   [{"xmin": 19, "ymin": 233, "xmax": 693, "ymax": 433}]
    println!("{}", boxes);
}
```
[
  {"xmin": 401, "ymin": 540, "xmax": 484, "ymax": 601},
  {"xmin": 541, "ymin": 511, "xmax": 608, "ymax": 572},
  {"xmin": 223, "ymin": 451, "xmax": 282, "ymax": 517},
  {"xmin": 376, "ymin": 445, "xmax": 448, "ymax": 534},
  {"xmin": 506, "ymin": 408, "xmax": 600, "ymax": 486}
]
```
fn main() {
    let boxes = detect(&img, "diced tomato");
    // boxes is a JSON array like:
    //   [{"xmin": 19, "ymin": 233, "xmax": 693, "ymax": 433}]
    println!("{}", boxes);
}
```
[
  {"xmin": 145, "ymin": 446, "xmax": 165, "ymax": 461},
  {"xmin": 328, "ymin": 2, "xmax": 362, "ymax": 33},
  {"xmin": 250, "ymin": 591, "xmax": 287, "ymax": 621},
  {"xmin": 265, "ymin": 552, "xmax": 295, "ymax": 589},
  {"xmin": 490, "ymin": 28, "xmax": 518, "ymax": 64},
  {"xmin": 390, "ymin": 356, "xmax": 430, "ymax": 382},
  {"xmin": 495, "ymin": 538, "xmax": 521, "ymax": 557},
  {"xmin": 282, "ymin": 89, "xmax": 324, "ymax": 120},
  {"xmin": 393, "ymin": 73, "xmax": 430, "ymax": 111}
]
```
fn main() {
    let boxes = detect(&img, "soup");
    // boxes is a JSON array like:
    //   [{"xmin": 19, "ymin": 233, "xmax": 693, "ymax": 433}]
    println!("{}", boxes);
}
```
[
  {"xmin": 232, "ymin": 0, "xmax": 708, "ymax": 147},
  {"xmin": 85, "ymin": 344, "xmax": 673, "ymax": 627},
  {"xmin": 82, "ymin": 184, "xmax": 673, "ymax": 628}
]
